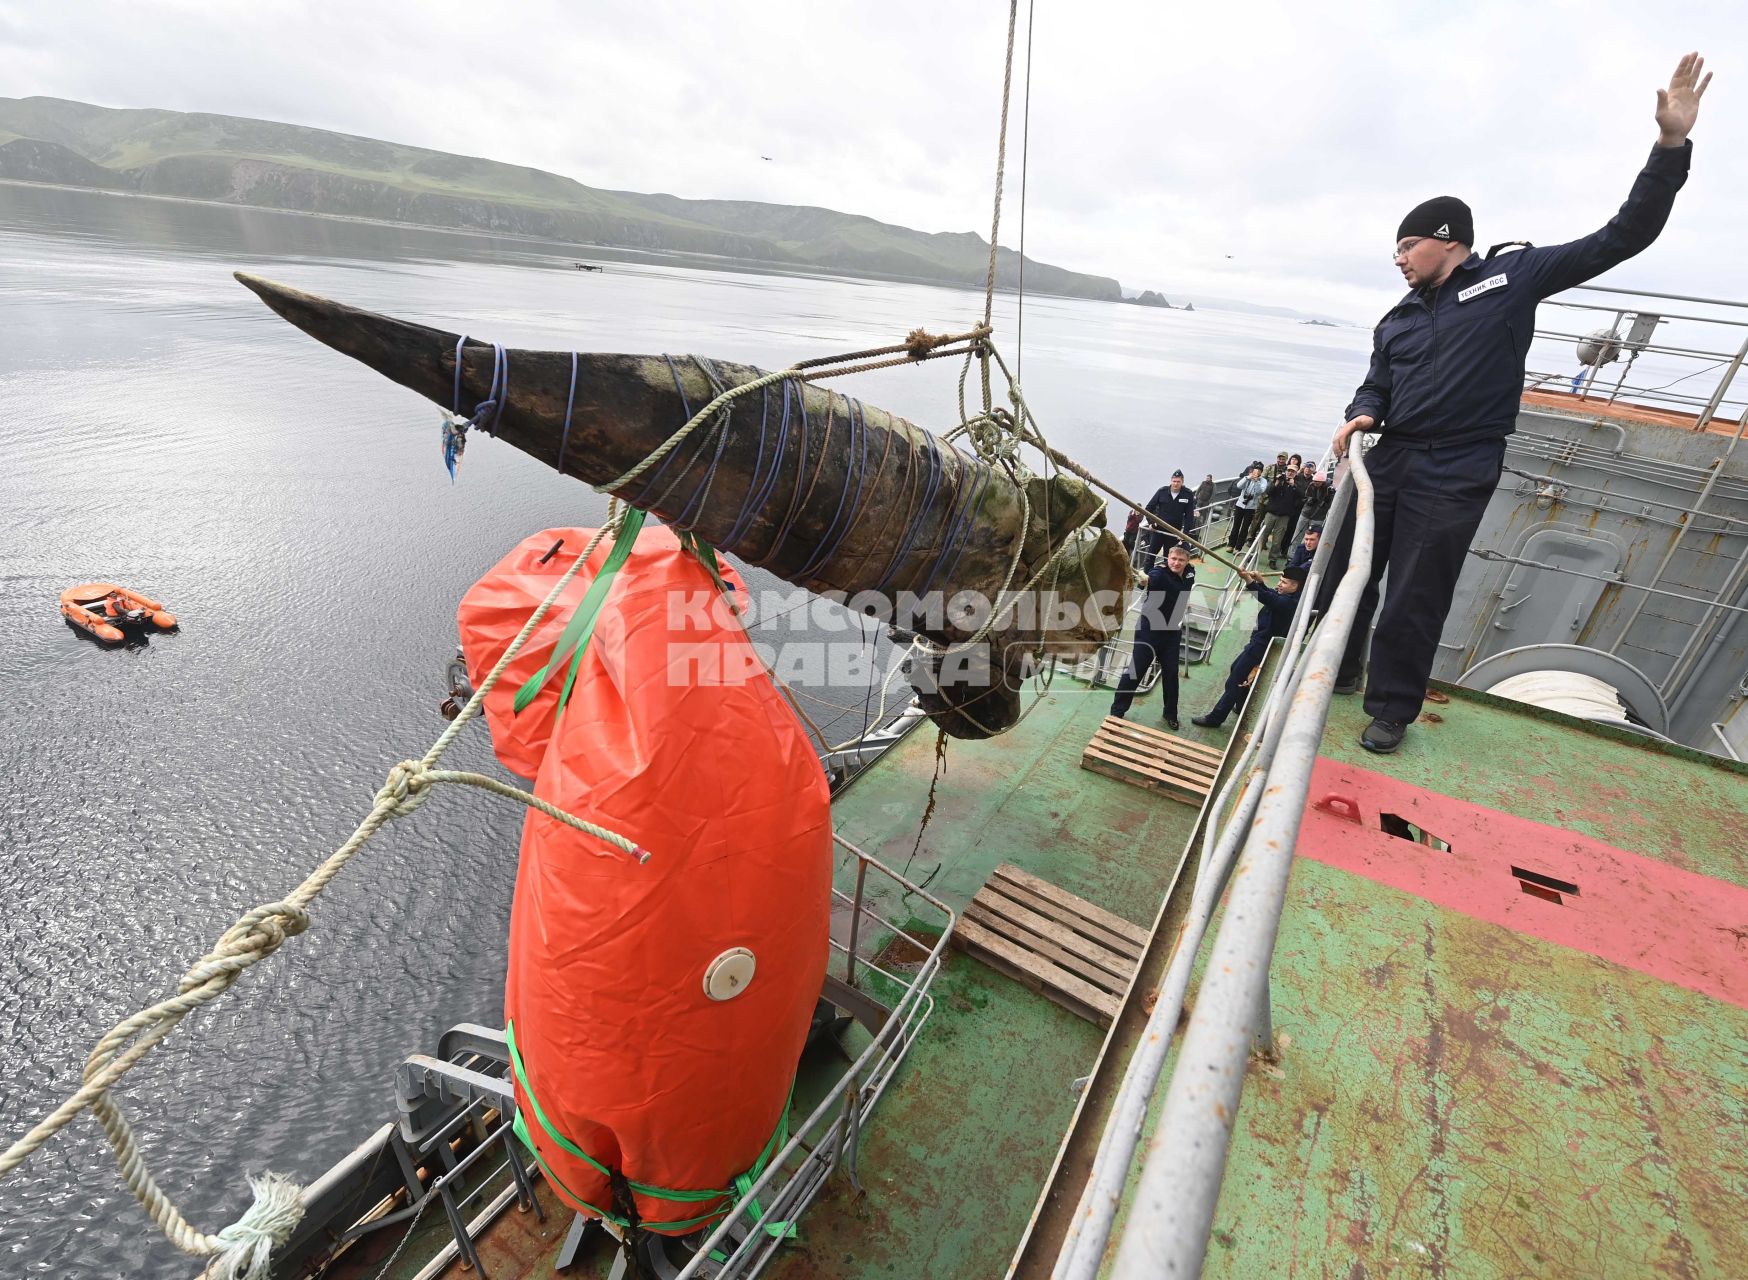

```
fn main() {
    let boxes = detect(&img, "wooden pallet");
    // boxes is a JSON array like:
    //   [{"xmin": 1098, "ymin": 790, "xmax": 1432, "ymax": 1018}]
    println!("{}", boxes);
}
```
[
  {"xmin": 953, "ymin": 862, "xmax": 1148, "ymax": 1026},
  {"xmin": 1079, "ymin": 715, "xmax": 1222, "ymax": 806}
]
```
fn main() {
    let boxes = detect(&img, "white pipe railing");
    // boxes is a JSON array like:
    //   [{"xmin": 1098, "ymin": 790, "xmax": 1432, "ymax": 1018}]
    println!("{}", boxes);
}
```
[{"xmin": 1050, "ymin": 443, "xmax": 1374, "ymax": 1279}]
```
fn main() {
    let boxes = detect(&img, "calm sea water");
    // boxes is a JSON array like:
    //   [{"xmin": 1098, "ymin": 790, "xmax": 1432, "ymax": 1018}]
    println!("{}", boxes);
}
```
[{"xmin": 0, "ymin": 182, "xmax": 1370, "ymax": 1276}]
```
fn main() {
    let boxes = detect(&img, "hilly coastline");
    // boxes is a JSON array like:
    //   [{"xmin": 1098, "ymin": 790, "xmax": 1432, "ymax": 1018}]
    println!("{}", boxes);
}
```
[{"xmin": 0, "ymin": 96, "xmax": 1123, "ymax": 300}]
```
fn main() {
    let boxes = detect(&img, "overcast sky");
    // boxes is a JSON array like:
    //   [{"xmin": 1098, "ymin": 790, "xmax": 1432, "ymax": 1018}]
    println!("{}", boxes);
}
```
[{"xmin": 1, "ymin": 1, "xmax": 1739, "ymax": 323}]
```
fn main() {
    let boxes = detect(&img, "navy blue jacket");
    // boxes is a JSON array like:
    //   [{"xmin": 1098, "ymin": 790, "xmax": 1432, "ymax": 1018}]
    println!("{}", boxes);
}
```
[
  {"xmin": 1347, "ymin": 142, "xmax": 1691, "ymax": 449},
  {"xmin": 1146, "ymin": 484, "xmax": 1197, "ymax": 533},
  {"xmin": 1138, "ymin": 563, "xmax": 1196, "ymax": 631},
  {"xmin": 1244, "ymin": 581, "xmax": 1300, "ymax": 645}
]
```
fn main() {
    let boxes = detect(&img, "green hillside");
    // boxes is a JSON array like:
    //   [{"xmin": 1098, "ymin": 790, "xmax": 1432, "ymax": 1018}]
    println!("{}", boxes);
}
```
[{"xmin": 0, "ymin": 96, "xmax": 1123, "ymax": 300}]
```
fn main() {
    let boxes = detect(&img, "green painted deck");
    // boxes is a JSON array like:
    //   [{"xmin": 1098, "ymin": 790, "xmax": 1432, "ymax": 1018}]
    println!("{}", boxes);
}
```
[
  {"xmin": 351, "ymin": 562, "xmax": 1748, "ymax": 1280},
  {"xmin": 737, "ymin": 565, "xmax": 1254, "ymax": 1278},
  {"xmin": 804, "ymin": 584, "xmax": 1748, "ymax": 1279},
  {"xmin": 1190, "ymin": 691, "xmax": 1748, "ymax": 1280}
]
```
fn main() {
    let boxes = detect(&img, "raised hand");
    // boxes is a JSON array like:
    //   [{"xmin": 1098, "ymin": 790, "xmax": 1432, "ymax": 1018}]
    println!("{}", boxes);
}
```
[{"xmin": 1656, "ymin": 51, "xmax": 1711, "ymax": 146}]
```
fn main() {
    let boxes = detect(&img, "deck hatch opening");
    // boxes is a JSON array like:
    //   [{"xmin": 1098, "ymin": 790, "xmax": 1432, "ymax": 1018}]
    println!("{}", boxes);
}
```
[
  {"xmin": 1379, "ymin": 812, "xmax": 1453, "ymax": 852},
  {"xmin": 1511, "ymin": 865, "xmax": 1580, "ymax": 904}
]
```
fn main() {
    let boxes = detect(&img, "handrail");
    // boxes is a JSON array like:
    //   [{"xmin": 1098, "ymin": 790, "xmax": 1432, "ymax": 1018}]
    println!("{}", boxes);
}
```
[
  {"xmin": 1570, "ymin": 282, "xmax": 1748, "ymax": 311},
  {"xmin": 1050, "ymin": 443, "xmax": 1372, "ymax": 1279},
  {"xmin": 1526, "ymin": 285, "xmax": 1748, "ymax": 427},
  {"xmin": 1105, "ymin": 441, "xmax": 1375, "ymax": 1276}
]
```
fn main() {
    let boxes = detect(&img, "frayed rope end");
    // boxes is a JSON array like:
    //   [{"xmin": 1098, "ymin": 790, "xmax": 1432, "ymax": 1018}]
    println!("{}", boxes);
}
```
[{"xmin": 204, "ymin": 1171, "xmax": 304, "ymax": 1280}]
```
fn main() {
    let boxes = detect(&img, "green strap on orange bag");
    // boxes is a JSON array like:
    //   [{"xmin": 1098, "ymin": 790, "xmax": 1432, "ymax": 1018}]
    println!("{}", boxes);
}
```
[{"xmin": 512, "ymin": 509, "xmax": 647, "ymax": 716}]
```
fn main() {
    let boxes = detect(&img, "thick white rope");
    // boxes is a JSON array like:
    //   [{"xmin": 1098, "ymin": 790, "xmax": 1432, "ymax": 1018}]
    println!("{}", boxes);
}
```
[
  {"xmin": 4, "ymin": 310, "xmax": 1137, "ymax": 1277},
  {"xmin": 4, "ymin": 8, "xmax": 1041, "ymax": 1262},
  {"xmin": 0, "ymin": 517, "xmax": 640, "ymax": 1278}
]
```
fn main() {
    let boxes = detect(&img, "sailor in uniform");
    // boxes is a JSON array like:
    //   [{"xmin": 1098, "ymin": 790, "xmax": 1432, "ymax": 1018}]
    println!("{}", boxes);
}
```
[
  {"xmin": 1111, "ymin": 542, "xmax": 1195, "ymax": 730},
  {"xmin": 1192, "ymin": 565, "xmax": 1306, "ymax": 728},
  {"xmin": 1142, "ymin": 470, "xmax": 1197, "ymax": 561},
  {"xmin": 1324, "ymin": 53, "xmax": 1709, "ymax": 754}
]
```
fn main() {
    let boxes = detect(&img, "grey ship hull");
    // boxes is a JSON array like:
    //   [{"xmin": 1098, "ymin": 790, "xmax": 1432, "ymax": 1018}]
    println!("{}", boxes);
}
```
[{"xmin": 1432, "ymin": 397, "xmax": 1748, "ymax": 754}]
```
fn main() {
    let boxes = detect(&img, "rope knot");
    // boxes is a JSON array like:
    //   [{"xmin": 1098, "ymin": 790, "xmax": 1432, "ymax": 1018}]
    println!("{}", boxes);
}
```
[
  {"xmin": 963, "ymin": 411, "xmax": 1021, "ymax": 468},
  {"xmin": 904, "ymin": 327, "xmax": 948, "ymax": 359},
  {"xmin": 377, "ymin": 759, "xmax": 435, "ymax": 817},
  {"xmin": 180, "ymin": 902, "xmax": 311, "ymax": 995}
]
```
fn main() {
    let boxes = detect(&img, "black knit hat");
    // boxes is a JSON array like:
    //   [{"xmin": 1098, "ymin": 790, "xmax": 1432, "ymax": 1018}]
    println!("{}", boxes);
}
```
[
  {"xmin": 1281, "ymin": 565, "xmax": 1308, "ymax": 584},
  {"xmin": 1397, "ymin": 196, "xmax": 1473, "ymax": 247}
]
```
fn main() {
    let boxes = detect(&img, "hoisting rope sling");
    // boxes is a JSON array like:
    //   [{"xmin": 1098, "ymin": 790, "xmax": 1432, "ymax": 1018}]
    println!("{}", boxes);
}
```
[
  {"xmin": 0, "ymin": 7, "xmax": 1207, "ymax": 1271},
  {"xmin": 0, "ymin": 321, "xmax": 1188, "ymax": 1280}
]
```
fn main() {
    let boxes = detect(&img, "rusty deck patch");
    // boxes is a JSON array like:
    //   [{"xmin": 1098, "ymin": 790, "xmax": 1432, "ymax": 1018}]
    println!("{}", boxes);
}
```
[
  {"xmin": 1200, "ymin": 855, "xmax": 1748, "ymax": 1279},
  {"xmin": 1188, "ymin": 690, "xmax": 1748, "ymax": 1279}
]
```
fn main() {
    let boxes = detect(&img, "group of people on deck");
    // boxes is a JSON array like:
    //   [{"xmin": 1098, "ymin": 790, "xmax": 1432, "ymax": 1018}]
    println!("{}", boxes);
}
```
[
  {"xmin": 1112, "ymin": 457, "xmax": 1327, "ymax": 732},
  {"xmin": 1228, "ymin": 452, "xmax": 1334, "ymax": 568},
  {"xmin": 1110, "ymin": 505, "xmax": 1322, "ymax": 733},
  {"xmin": 1120, "ymin": 454, "xmax": 1332, "ymax": 568}
]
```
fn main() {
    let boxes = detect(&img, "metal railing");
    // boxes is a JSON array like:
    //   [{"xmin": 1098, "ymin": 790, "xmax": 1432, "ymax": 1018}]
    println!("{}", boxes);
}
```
[
  {"xmin": 1070, "ymin": 482, "xmax": 1244, "ymax": 688},
  {"xmin": 1183, "ymin": 525, "xmax": 1268, "ymax": 664},
  {"xmin": 1050, "ymin": 442, "xmax": 1376, "ymax": 1279},
  {"xmin": 1530, "ymin": 282, "xmax": 1748, "ymax": 432},
  {"xmin": 1511, "ymin": 285, "xmax": 1748, "ymax": 725},
  {"xmin": 675, "ymin": 834, "xmax": 954, "ymax": 1278}
]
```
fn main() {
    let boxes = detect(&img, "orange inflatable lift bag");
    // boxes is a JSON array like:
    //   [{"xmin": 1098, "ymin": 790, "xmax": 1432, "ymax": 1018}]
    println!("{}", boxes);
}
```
[
  {"xmin": 456, "ymin": 529, "xmax": 617, "ymax": 778},
  {"xmin": 457, "ymin": 522, "xmax": 832, "ymax": 1234}
]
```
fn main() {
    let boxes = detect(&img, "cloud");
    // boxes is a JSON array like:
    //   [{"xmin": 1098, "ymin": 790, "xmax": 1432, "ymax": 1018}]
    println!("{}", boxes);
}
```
[{"xmin": 2, "ymin": 0, "xmax": 1740, "ymax": 320}]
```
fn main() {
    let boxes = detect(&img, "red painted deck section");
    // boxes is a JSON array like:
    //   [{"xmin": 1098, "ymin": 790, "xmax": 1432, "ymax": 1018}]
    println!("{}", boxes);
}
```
[{"xmin": 1298, "ymin": 758, "xmax": 1748, "ymax": 1010}]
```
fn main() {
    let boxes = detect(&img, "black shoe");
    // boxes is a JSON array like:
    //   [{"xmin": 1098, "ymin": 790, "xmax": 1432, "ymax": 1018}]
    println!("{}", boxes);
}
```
[
  {"xmin": 1360, "ymin": 718, "xmax": 1406, "ymax": 753},
  {"xmin": 1165, "ymin": 716, "xmax": 1181, "ymax": 731},
  {"xmin": 1191, "ymin": 713, "xmax": 1224, "ymax": 728},
  {"xmin": 1334, "ymin": 673, "xmax": 1360, "ymax": 695}
]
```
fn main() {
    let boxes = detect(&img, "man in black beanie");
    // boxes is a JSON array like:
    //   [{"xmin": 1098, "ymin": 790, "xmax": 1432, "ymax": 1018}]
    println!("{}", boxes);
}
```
[{"xmin": 1322, "ymin": 52, "xmax": 1710, "ymax": 755}]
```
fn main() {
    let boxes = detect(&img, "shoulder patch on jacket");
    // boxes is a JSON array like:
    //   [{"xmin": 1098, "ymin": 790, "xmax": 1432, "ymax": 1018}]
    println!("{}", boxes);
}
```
[{"xmin": 1457, "ymin": 272, "xmax": 1509, "ymax": 303}]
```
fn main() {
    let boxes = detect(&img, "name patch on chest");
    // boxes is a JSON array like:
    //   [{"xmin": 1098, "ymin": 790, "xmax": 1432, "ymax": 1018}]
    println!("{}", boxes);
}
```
[{"xmin": 1457, "ymin": 272, "xmax": 1509, "ymax": 303}]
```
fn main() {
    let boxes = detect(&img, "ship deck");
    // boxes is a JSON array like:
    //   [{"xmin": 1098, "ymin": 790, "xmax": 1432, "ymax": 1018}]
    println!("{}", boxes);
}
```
[
  {"xmin": 361, "ymin": 558, "xmax": 1748, "ymax": 1280},
  {"xmin": 1169, "ymin": 691, "xmax": 1748, "ymax": 1279}
]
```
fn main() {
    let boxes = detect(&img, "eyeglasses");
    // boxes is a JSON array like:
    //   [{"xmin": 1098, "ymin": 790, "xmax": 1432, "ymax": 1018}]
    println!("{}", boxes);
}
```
[{"xmin": 1392, "ymin": 237, "xmax": 1429, "ymax": 261}]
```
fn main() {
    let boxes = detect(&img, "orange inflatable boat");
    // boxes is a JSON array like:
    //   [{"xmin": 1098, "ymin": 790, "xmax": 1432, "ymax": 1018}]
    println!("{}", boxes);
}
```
[
  {"xmin": 458, "ymin": 525, "xmax": 831, "ymax": 1236},
  {"xmin": 60, "ymin": 583, "xmax": 178, "ymax": 645}
]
